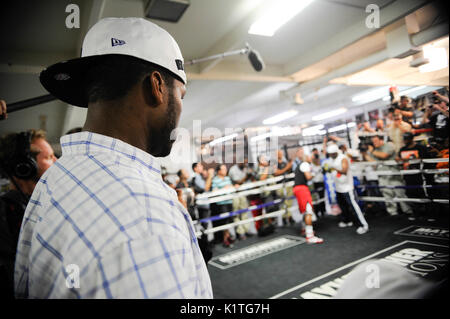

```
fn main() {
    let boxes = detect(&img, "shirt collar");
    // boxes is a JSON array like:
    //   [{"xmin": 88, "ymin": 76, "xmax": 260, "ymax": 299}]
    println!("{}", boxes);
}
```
[{"xmin": 60, "ymin": 131, "xmax": 161, "ymax": 175}]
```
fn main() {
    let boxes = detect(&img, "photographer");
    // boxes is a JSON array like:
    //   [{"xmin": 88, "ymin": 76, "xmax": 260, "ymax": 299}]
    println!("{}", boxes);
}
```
[
  {"xmin": 388, "ymin": 113, "xmax": 412, "ymax": 153},
  {"xmin": 394, "ymin": 96, "xmax": 414, "ymax": 125},
  {"xmin": 421, "ymin": 94, "xmax": 449, "ymax": 139},
  {"xmin": 361, "ymin": 135, "xmax": 413, "ymax": 217}
]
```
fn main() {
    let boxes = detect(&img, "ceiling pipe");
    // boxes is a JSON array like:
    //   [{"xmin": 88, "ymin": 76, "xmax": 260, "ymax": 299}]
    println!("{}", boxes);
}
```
[
  {"xmin": 410, "ymin": 22, "xmax": 449, "ymax": 47},
  {"xmin": 282, "ymin": 49, "xmax": 389, "ymax": 96}
]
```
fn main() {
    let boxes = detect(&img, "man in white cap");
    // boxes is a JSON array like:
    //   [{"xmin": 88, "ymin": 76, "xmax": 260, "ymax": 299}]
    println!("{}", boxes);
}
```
[
  {"xmin": 327, "ymin": 144, "xmax": 369, "ymax": 234},
  {"xmin": 14, "ymin": 18, "xmax": 212, "ymax": 299}
]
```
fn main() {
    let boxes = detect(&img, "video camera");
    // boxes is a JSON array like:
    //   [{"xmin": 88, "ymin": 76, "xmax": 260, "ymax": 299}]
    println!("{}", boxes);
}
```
[{"xmin": 357, "ymin": 136, "xmax": 374, "ymax": 153}]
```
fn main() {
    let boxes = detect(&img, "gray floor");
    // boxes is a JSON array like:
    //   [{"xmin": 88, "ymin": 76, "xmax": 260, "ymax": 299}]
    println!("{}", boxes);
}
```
[{"xmin": 207, "ymin": 211, "xmax": 449, "ymax": 299}]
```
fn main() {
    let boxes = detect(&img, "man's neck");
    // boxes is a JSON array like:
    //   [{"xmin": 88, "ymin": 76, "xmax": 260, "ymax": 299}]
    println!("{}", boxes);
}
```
[{"xmin": 83, "ymin": 101, "xmax": 148, "ymax": 153}]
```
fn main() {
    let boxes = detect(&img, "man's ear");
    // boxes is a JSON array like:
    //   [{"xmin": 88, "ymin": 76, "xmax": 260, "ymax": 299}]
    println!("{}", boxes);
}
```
[{"xmin": 143, "ymin": 71, "xmax": 165, "ymax": 107}]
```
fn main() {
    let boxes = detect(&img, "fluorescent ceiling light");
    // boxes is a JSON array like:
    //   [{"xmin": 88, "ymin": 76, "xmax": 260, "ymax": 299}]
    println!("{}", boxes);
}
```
[
  {"xmin": 302, "ymin": 124, "xmax": 324, "ymax": 136},
  {"xmin": 312, "ymin": 108, "xmax": 347, "ymax": 121},
  {"xmin": 381, "ymin": 85, "xmax": 427, "ymax": 101},
  {"xmin": 209, "ymin": 133, "xmax": 238, "ymax": 146},
  {"xmin": 328, "ymin": 124, "xmax": 348, "ymax": 133},
  {"xmin": 328, "ymin": 122, "xmax": 356, "ymax": 133},
  {"xmin": 251, "ymin": 132, "xmax": 272, "ymax": 142},
  {"xmin": 419, "ymin": 47, "xmax": 448, "ymax": 73},
  {"xmin": 263, "ymin": 110, "xmax": 298, "ymax": 125},
  {"xmin": 352, "ymin": 86, "xmax": 390, "ymax": 104},
  {"xmin": 248, "ymin": 0, "xmax": 315, "ymax": 37}
]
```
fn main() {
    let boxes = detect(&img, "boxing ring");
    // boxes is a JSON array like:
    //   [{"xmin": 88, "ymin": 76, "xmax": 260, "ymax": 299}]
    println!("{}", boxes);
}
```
[
  {"xmin": 191, "ymin": 157, "xmax": 449, "ymax": 238},
  {"xmin": 195, "ymin": 158, "xmax": 449, "ymax": 299}
]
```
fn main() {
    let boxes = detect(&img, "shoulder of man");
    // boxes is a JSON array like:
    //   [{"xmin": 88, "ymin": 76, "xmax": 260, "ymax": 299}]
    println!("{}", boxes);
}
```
[{"xmin": 299, "ymin": 162, "xmax": 311, "ymax": 172}]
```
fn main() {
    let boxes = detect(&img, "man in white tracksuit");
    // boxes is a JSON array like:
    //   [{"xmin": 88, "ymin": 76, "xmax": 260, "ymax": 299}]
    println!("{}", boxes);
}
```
[{"xmin": 327, "ymin": 144, "xmax": 369, "ymax": 235}]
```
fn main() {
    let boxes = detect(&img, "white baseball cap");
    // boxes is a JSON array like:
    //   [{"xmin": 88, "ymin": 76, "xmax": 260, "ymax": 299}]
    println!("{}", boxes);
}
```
[
  {"xmin": 40, "ymin": 17, "xmax": 186, "ymax": 108},
  {"xmin": 327, "ymin": 144, "xmax": 339, "ymax": 154}
]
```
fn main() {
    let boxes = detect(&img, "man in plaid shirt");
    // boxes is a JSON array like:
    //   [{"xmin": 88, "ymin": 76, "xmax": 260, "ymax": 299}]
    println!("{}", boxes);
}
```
[{"xmin": 14, "ymin": 17, "xmax": 212, "ymax": 299}]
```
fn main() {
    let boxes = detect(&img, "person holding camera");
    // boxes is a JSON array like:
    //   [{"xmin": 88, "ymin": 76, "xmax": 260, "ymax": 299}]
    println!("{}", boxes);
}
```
[
  {"xmin": 421, "ymin": 92, "xmax": 449, "ymax": 139},
  {"xmin": 395, "ymin": 96, "xmax": 415, "ymax": 125},
  {"xmin": 388, "ymin": 113, "xmax": 412, "ymax": 153},
  {"xmin": 362, "ymin": 135, "xmax": 413, "ymax": 217}
]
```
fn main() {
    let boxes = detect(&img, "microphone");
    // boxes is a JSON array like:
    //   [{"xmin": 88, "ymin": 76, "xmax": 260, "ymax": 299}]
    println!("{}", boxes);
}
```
[{"xmin": 247, "ymin": 48, "xmax": 265, "ymax": 72}]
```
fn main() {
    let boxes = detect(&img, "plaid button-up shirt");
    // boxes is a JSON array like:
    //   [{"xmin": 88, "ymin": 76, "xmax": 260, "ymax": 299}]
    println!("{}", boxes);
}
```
[{"xmin": 14, "ymin": 132, "xmax": 213, "ymax": 299}]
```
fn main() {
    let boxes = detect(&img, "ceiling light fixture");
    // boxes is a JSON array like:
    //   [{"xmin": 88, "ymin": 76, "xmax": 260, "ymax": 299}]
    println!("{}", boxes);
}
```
[
  {"xmin": 312, "ymin": 108, "xmax": 347, "ymax": 121},
  {"xmin": 419, "ymin": 47, "xmax": 448, "ymax": 73},
  {"xmin": 351, "ymin": 86, "xmax": 390, "ymax": 104},
  {"xmin": 328, "ymin": 122, "xmax": 356, "ymax": 133},
  {"xmin": 248, "ymin": 0, "xmax": 315, "ymax": 37},
  {"xmin": 263, "ymin": 110, "xmax": 298, "ymax": 125},
  {"xmin": 381, "ymin": 85, "xmax": 427, "ymax": 101},
  {"xmin": 302, "ymin": 124, "xmax": 324, "ymax": 136},
  {"xmin": 209, "ymin": 133, "xmax": 238, "ymax": 146}
]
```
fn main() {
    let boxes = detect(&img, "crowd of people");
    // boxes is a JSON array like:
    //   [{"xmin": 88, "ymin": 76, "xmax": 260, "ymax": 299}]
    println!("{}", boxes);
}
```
[{"xmin": 158, "ymin": 91, "xmax": 449, "ymax": 251}]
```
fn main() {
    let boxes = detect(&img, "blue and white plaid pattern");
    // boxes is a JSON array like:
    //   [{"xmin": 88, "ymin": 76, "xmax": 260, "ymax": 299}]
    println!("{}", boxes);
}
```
[{"xmin": 14, "ymin": 132, "xmax": 213, "ymax": 299}]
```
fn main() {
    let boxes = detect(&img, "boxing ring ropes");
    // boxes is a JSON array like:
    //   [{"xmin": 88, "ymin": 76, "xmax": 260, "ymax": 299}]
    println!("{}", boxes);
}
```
[{"xmin": 191, "ymin": 157, "xmax": 449, "ymax": 238}]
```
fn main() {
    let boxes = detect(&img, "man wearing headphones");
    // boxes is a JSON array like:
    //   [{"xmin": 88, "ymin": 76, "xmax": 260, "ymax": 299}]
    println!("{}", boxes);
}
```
[{"xmin": 0, "ymin": 130, "xmax": 56, "ymax": 298}]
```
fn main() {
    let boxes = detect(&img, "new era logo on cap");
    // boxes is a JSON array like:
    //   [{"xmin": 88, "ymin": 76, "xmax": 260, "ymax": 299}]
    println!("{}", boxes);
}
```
[
  {"xmin": 111, "ymin": 38, "xmax": 126, "ymax": 47},
  {"xmin": 175, "ymin": 59, "xmax": 184, "ymax": 71}
]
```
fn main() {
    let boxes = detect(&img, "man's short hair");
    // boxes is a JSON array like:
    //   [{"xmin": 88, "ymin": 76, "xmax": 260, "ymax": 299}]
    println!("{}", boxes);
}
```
[
  {"xmin": 215, "ymin": 164, "xmax": 225, "ymax": 173},
  {"xmin": 192, "ymin": 162, "xmax": 199, "ymax": 171},
  {"xmin": 85, "ymin": 55, "xmax": 175, "ymax": 105},
  {"xmin": 372, "ymin": 134, "xmax": 384, "ymax": 140}
]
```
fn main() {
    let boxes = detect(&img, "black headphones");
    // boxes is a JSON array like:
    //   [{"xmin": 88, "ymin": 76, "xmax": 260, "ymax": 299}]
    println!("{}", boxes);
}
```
[{"xmin": 9, "ymin": 131, "xmax": 38, "ymax": 180}]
